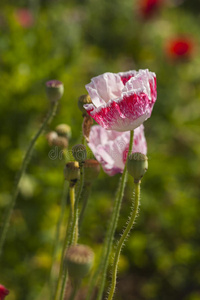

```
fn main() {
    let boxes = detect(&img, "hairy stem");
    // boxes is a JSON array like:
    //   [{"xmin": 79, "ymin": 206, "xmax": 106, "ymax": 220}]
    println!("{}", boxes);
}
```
[
  {"xmin": 95, "ymin": 130, "xmax": 134, "ymax": 300},
  {"xmin": 107, "ymin": 181, "xmax": 140, "ymax": 300},
  {"xmin": 70, "ymin": 163, "xmax": 85, "ymax": 245},
  {"xmin": 54, "ymin": 185, "xmax": 75, "ymax": 300},
  {"xmin": 58, "ymin": 164, "xmax": 85, "ymax": 300},
  {"xmin": 49, "ymin": 181, "xmax": 69, "ymax": 300}
]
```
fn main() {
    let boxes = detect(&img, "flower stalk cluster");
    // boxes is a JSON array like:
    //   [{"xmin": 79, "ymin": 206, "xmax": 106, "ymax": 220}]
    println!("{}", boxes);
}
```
[{"xmin": 1, "ymin": 69, "xmax": 157, "ymax": 300}]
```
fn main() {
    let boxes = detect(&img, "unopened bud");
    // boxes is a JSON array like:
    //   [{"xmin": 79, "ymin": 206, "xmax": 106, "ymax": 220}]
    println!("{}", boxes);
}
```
[
  {"xmin": 46, "ymin": 131, "xmax": 68, "ymax": 149},
  {"xmin": 64, "ymin": 162, "xmax": 80, "ymax": 185},
  {"xmin": 53, "ymin": 136, "xmax": 68, "ymax": 149},
  {"xmin": 55, "ymin": 124, "xmax": 71, "ymax": 139},
  {"xmin": 127, "ymin": 152, "xmax": 148, "ymax": 183},
  {"xmin": 72, "ymin": 144, "xmax": 87, "ymax": 163},
  {"xmin": 46, "ymin": 131, "xmax": 58, "ymax": 146},
  {"xmin": 78, "ymin": 95, "xmax": 92, "ymax": 115},
  {"xmin": 46, "ymin": 80, "xmax": 64, "ymax": 103},
  {"xmin": 65, "ymin": 244, "xmax": 94, "ymax": 280},
  {"xmin": 84, "ymin": 159, "xmax": 100, "ymax": 185}
]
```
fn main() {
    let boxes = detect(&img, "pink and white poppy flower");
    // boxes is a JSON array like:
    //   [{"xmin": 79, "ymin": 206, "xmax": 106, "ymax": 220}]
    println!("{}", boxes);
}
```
[
  {"xmin": 88, "ymin": 124, "xmax": 147, "ymax": 176},
  {"xmin": 84, "ymin": 69, "xmax": 157, "ymax": 132}
]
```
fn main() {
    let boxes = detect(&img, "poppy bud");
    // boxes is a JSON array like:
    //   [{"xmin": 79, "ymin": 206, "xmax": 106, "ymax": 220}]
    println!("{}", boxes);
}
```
[
  {"xmin": 84, "ymin": 159, "xmax": 100, "ymax": 185},
  {"xmin": 78, "ymin": 95, "xmax": 92, "ymax": 115},
  {"xmin": 46, "ymin": 80, "xmax": 64, "ymax": 103},
  {"xmin": 65, "ymin": 244, "xmax": 94, "ymax": 280},
  {"xmin": 46, "ymin": 131, "xmax": 58, "ymax": 146},
  {"xmin": 127, "ymin": 152, "xmax": 148, "ymax": 183},
  {"xmin": 55, "ymin": 124, "xmax": 71, "ymax": 139}
]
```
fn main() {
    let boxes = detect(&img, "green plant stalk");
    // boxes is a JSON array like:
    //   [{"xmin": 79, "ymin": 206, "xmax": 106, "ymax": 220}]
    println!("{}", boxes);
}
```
[
  {"xmin": 58, "ymin": 165, "xmax": 85, "ymax": 300},
  {"xmin": 70, "ymin": 163, "xmax": 85, "ymax": 245},
  {"xmin": 49, "ymin": 180, "xmax": 69, "ymax": 300},
  {"xmin": 81, "ymin": 135, "xmax": 87, "ymax": 146},
  {"xmin": 58, "ymin": 262, "xmax": 68, "ymax": 300},
  {"xmin": 79, "ymin": 183, "xmax": 91, "ymax": 228},
  {"xmin": 95, "ymin": 130, "xmax": 134, "ymax": 300},
  {"xmin": 0, "ymin": 102, "xmax": 58, "ymax": 256},
  {"xmin": 54, "ymin": 184, "xmax": 75, "ymax": 300},
  {"xmin": 69, "ymin": 279, "xmax": 81, "ymax": 300},
  {"xmin": 107, "ymin": 181, "xmax": 140, "ymax": 300}
]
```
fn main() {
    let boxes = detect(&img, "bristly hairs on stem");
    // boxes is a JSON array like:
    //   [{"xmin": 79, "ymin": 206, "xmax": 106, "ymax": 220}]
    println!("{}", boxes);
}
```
[
  {"xmin": 107, "ymin": 182, "xmax": 141, "ymax": 300},
  {"xmin": 93, "ymin": 130, "xmax": 134, "ymax": 300}
]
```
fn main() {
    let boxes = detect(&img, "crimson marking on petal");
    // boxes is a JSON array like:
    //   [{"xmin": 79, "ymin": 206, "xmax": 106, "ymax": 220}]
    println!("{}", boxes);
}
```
[
  {"xmin": 85, "ymin": 91, "xmax": 153, "ymax": 131},
  {"xmin": 120, "ymin": 75, "xmax": 134, "ymax": 85},
  {"xmin": 149, "ymin": 76, "xmax": 157, "ymax": 104}
]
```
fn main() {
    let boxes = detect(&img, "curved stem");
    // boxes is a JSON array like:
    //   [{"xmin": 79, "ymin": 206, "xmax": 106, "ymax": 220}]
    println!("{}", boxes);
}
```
[
  {"xmin": 107, "ymin": 182, "xmax": 140, "ymax": 300},
  {"xmin": 95, "ymin": 130, "xmax": 134, "ymax": 300},
  {"xmin": 49, "ymin": 181, "xmax": 69, "ymax": 300},
  {"xmin": 0, "ymin": 102, "xmax": 58, "ymax": 256}
]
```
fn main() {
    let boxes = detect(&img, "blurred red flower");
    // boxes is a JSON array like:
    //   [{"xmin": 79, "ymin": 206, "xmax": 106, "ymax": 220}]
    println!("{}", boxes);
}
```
[
  {"xmin": 139, "ymin": 0, "xmax": 163, "ymax": 18},
  {"xmin": 15, "ymin": 8, "xmax": 34, "ymax": 28},
  {"xmin": 166, "ymin": 38, "xmax": 193, "ymax": 60},
  {"xmin": 0, "ymin": 285, "xmax": 9, "ymax": 300}
]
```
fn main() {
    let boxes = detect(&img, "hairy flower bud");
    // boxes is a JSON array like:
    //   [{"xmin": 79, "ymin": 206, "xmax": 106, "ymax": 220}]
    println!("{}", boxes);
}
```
[
  {"xmin": 78, "ymin": 95, "xmax": 92, "ymax": 115},
  {"xmin": 55, "ymin": 124, "xmax": 71, "ymax": 139},
  {"xmin": 84, "ymin": 159, "xmax": 100, "ymax": 185},
  {"xmin": 46, "ymin": 80, "xmax": 64, "ymax": 103},
  {"xmin": 65, "ymin": 244, "xmax": 94, "ymax": 280},
  {"xmin": 127, "ymin": 152, "xmax": 148, "ymax": 183},
  {"xmin": 64, "ymin": 162, "xmax": 80, "ymax": 186},
  {"xmin": 72, "ymin": 144, "xmax": 87, "ymax": 163}
]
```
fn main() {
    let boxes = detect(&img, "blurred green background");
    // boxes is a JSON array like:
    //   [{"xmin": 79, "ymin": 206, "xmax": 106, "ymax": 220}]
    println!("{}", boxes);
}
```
[{"xmin": 0, "ymin": 0, "xmax": 200, "ymax": 299}]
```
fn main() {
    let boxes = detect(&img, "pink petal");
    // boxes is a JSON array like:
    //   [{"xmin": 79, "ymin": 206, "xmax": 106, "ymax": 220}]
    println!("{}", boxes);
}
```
[
  {"xmin": 88, "ymin": 125, "xmax": 147, "ymax": 176},
  {"xmin": 86, "ymin": 73, "xmax": 124, "ymax": 107}
]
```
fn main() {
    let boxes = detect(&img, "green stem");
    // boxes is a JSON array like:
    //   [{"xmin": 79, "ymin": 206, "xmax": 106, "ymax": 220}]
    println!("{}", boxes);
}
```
[
  {"xmin": 107, "ymin": 181, "xmax": 140, "ymax": 300},
  {"xmin": 49, "ymin": 180, "xmax": 69, "ymax": 300},
  {"xmin": 0, "ymin": 102, "xmax": 58, "ymax": 256},
  {"xmin": 81, "ymin": 135, "xmax": 86, "ymax": 146},
  {"xmin": 58, "ymin": 163, "xmax": 84, "ymax": 300},
  {"xmin": 79, "ymin": 184, "xmax": 91, "ymax": 228},
  {"xmin": 69, "ymin": 280, "xmax": 81, "ymax": 300},
  {"xmin": 70, "ymin": 163, "xmax": 85, "ymax": 245},
  {"xmin": 59, "ymin": 262, "xmax": 68, "ymax": 300},
  {"xmin": 54, "ymin": 185, "xmax": 75, "ymax": 300},
  {"xmin": 69, "ymin": 187, "xmax": 75, "ymax": 221},
  {"xmin": 95, "ymin": 130, "xmax": 134, "ymax": 300}
]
